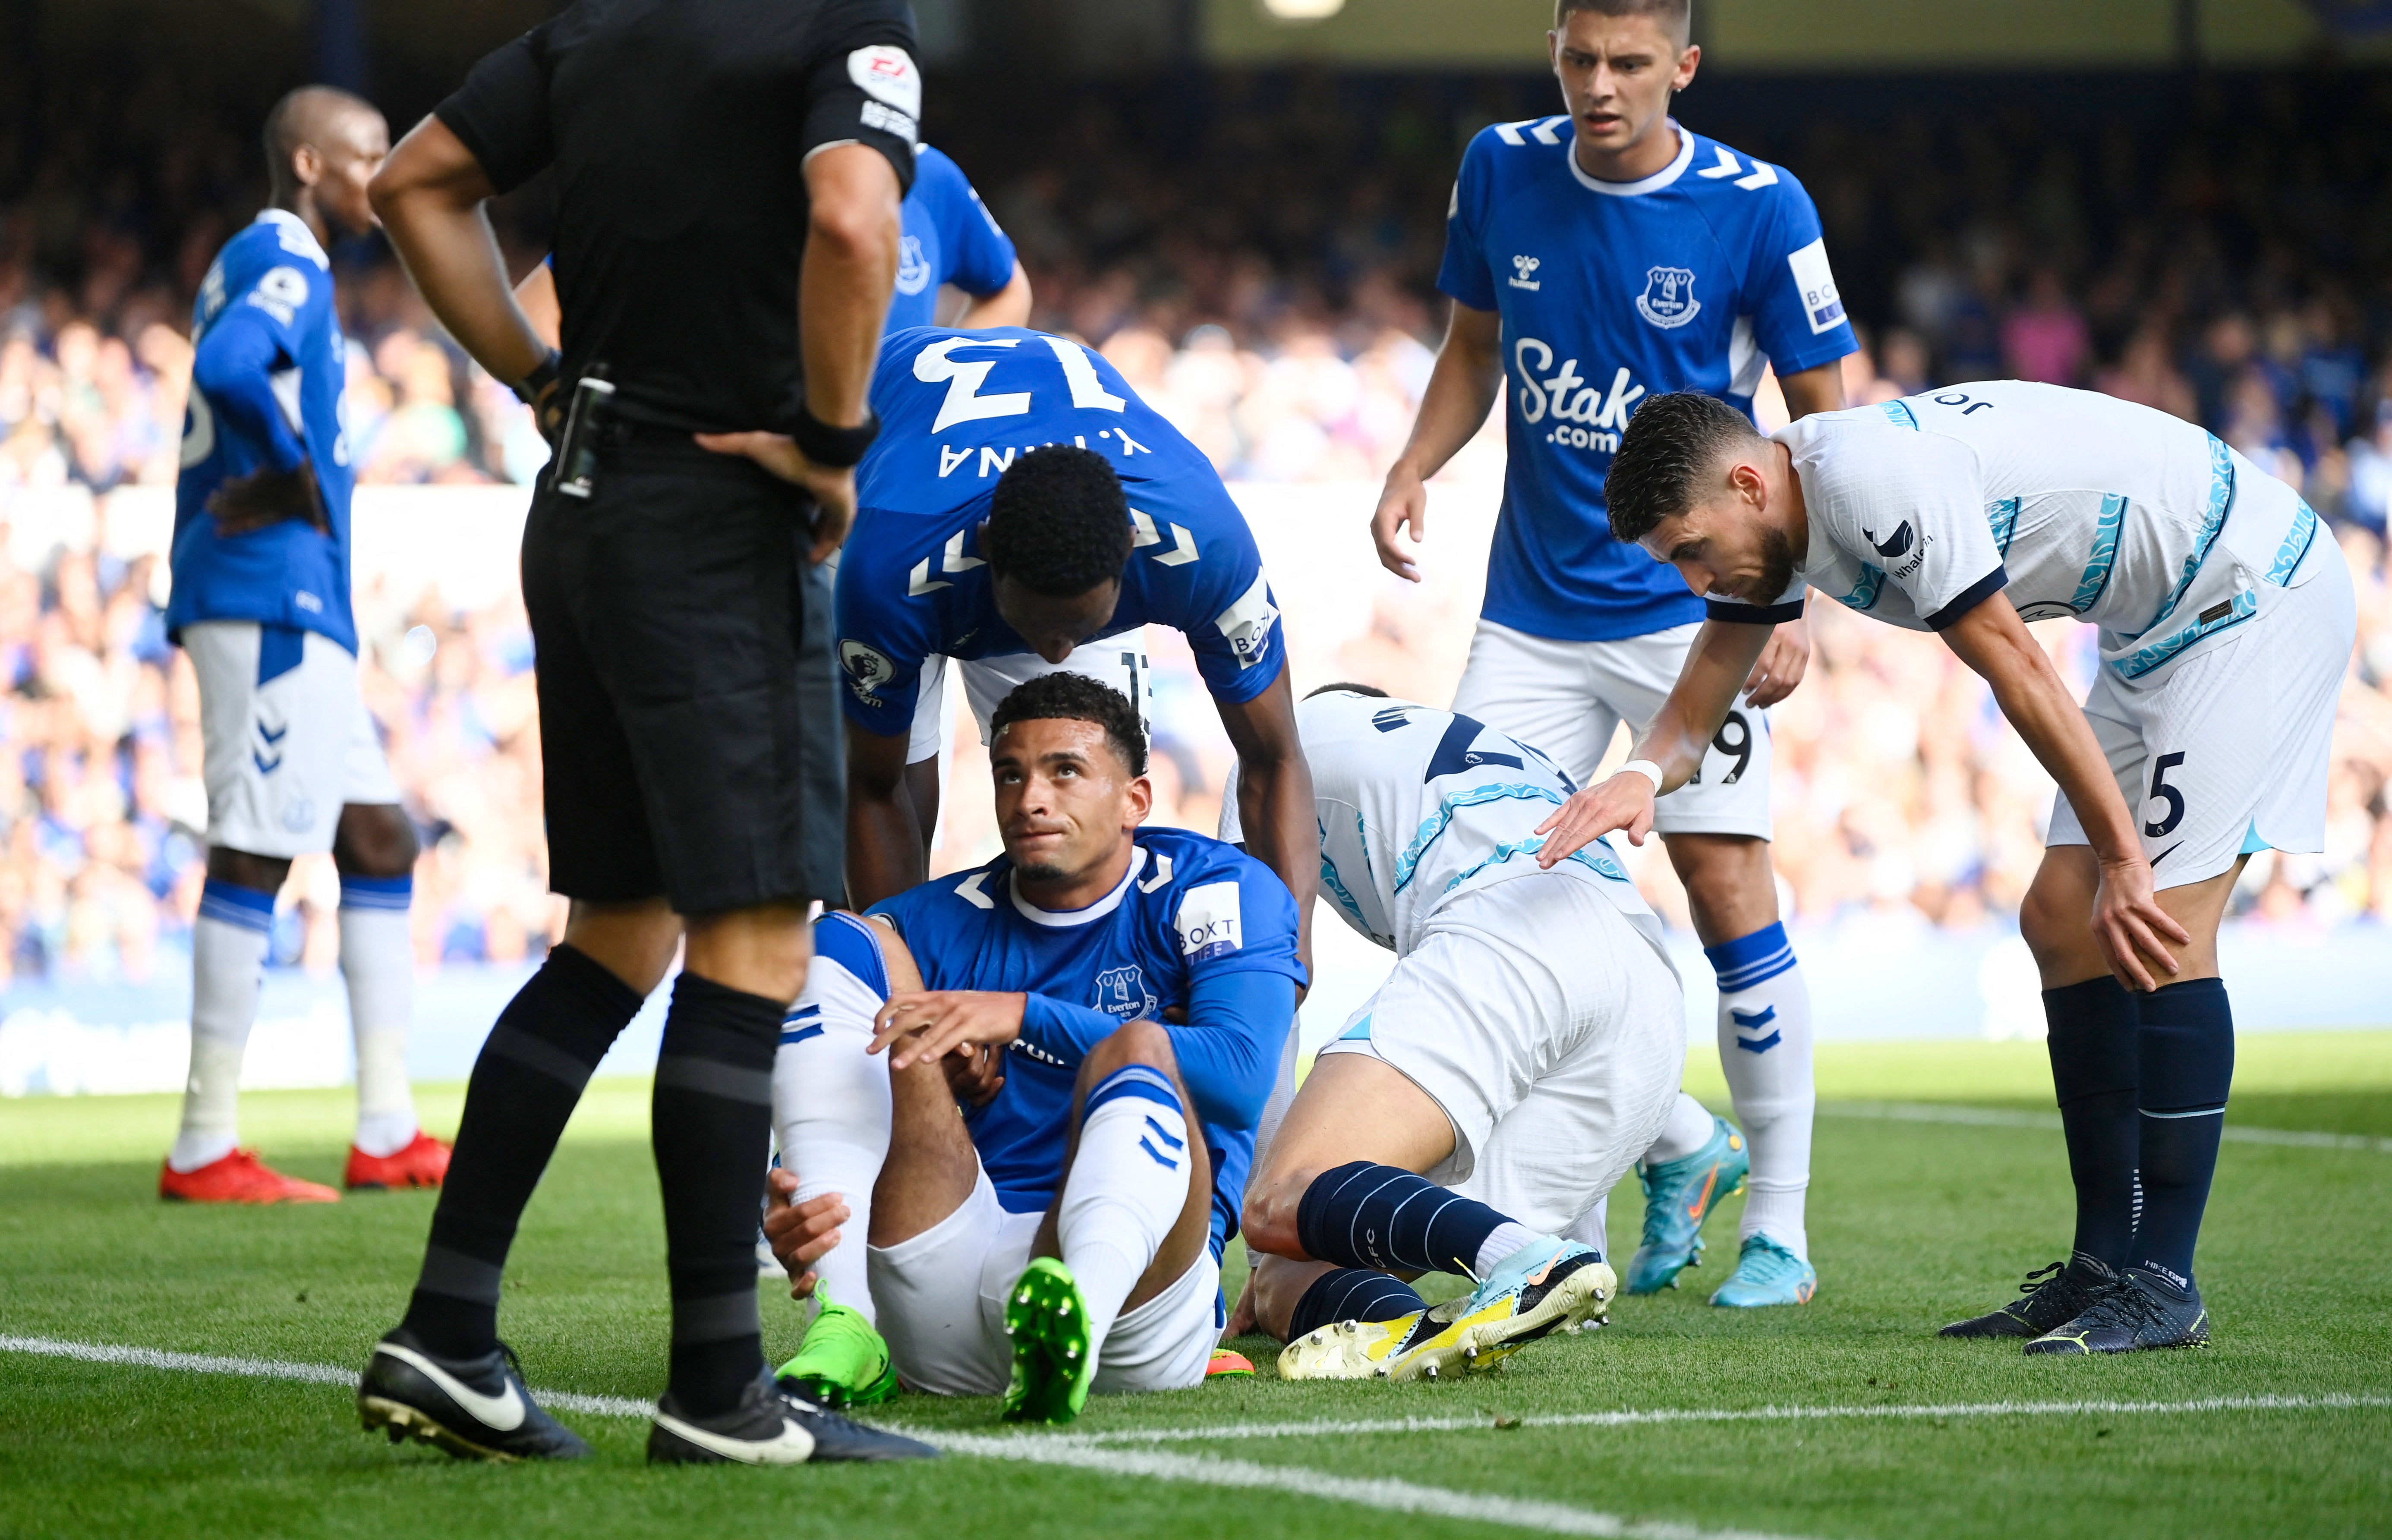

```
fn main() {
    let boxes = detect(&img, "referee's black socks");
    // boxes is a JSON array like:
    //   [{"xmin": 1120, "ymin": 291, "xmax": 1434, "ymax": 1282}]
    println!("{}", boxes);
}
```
[
  {"xmin": 402, "ymin": 944, "xmax": 645, "ymax": 1358},
  {"xmin": 652, "ymin": 971, "xmax": 784, "ymax": 1417}
]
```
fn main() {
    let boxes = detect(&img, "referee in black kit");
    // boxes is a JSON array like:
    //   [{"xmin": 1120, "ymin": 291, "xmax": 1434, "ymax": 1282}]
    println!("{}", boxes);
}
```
[{"xmin": 352, "ymin": 0, "xmax": 935, "ymax": 1467}]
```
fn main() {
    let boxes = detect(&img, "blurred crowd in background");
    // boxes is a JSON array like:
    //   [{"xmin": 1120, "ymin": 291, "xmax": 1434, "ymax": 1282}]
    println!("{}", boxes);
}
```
[{"xmin": 2, "ymin": 62, "xmax": 2391, "ymax": 986}]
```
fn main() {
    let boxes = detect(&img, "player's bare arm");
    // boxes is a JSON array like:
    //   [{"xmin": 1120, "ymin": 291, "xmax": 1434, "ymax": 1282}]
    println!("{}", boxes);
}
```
[
  {"xmin": 868, "ymin": 988, "xmax": 1027, "ymax": 1071},
  {"xmin": 1215, "ymin": 667, "xmax": 1318, "ymax": 973},
  {"xmin": 514, "ymin": 260, "xmax": 560, "ymax": 351},
  {"xmin": 954, "ymin": 259, "xmax": 1033, "ymax": 329},
  {"xmin": 1738, "ymin": 361, "xmax": 1844, "ymax": 707},
  {"xmin": 1371, "ymin": 301, "xmax": 1500, "ymax": 581},
  {"xmin": 1533, "ymin": 617, "xmax": 1768, "ymax": 863},
  {"xmin": 1937, "ymin": 592, "xmax": 2188, "ymax": 992},
  {"xmin": 846, "ymin": 725, "xmax": 932, "ymax": 911},
  {"xmin": 369, "ymin": 118, "xmax": 550, "ymax": 406},
  {"xmin": 695, "ymin": 143, "xmax": 901, "ymax": 561}
]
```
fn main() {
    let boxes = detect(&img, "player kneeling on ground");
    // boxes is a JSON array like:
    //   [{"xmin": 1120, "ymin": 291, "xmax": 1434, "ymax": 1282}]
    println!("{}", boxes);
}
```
[
  {"xmin": 766, "ymin": 674, "xmax": 1303, "ymax": 1422},
  {"xmin": 1551, "ymin": 384, "xmax": 2357, "ymax": 1354},
  {"xmin": 1229, "ymin": 686, "xmax": 1684, "ymax": 1381}
]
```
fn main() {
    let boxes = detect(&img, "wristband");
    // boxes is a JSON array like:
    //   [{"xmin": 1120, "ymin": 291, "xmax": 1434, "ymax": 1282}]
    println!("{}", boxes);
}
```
[
  {"xmin": 790, "ymin": 405, "xmax": 880, "ymax": 469},
  {"xmin": 1620, "ymin": 759, "xmax": 1666, "ymax": 795},
  {"xmin": 511, "ymin": 350, "xmax": 561, "ymax": 406}
]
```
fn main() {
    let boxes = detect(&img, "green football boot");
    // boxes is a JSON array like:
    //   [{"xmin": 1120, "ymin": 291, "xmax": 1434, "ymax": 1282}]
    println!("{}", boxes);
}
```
[
  {"xmin": 1624, "ymin": 1115, "xmax": 1749, "ymax": 1294},
  {"xmin": 1002, "ymin": 1257, "xmax": 1094, "ymax": 1425},
  {"xmin": 774, "ymin": 1289, "xmax": 898, "ymax": 1408}
]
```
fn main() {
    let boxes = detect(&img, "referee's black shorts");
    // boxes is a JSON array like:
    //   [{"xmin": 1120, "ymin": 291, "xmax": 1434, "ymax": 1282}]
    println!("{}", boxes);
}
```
[{"xmin": 521, "ymin": 437, "xmax": 843, "ymax": 914}]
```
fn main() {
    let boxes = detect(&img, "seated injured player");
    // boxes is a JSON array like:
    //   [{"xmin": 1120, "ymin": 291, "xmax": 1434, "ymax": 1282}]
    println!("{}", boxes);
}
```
[
  {"xmin": 762, "ymin": 673, "xmax": 1304, "ymax": 1422},
  {"xmin": 1224, "ymin": 686, "xmax": 1686, "ymax": 1381}
]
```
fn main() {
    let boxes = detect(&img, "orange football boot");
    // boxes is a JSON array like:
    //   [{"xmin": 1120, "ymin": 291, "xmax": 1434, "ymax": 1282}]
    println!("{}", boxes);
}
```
[
  {"xmin": 345, "ymin": 1131, "xmax": 452, "ymax": 1190},
  {"xmin": 159, "ymin": 1148, "xmax": 341, "ymax": 1203}
]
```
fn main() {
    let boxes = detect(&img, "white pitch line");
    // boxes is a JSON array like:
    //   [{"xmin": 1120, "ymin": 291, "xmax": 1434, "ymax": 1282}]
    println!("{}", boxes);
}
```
[
  {"xmin": 1818, "ymin": 1100, "xmax": 2392, "ymax": 1153},
  {"xmin": 0, "ymin": 1335, "xmax": 1804, "ymax": 1540},
  {"xmin": 1038, "ymin": 1392, "xmax": 2392, "ymax": 1448}
]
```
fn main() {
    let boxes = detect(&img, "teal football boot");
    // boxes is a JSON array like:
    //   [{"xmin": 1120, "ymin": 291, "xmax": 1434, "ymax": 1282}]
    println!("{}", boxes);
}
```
[
  {"xmin": 1623, "ymin": 1115, "xmax": 1748, "ymax": 1294},
  {"xmin": 1710, "ymin": 1234, "xmax": 1817, "ymax": 1307}
]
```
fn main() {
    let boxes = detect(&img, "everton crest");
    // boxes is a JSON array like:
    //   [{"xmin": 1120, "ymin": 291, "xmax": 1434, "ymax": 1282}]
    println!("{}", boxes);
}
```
[{"xmin": 1635, "ymin": 266, "xmax": 1700, "ymax": 329}]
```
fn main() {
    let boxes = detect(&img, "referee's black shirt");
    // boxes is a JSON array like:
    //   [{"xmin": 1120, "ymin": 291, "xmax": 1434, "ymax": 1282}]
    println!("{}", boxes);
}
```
[{"xmin": 436, "ymin": 0, "xmax": 920, "ymax": 435}]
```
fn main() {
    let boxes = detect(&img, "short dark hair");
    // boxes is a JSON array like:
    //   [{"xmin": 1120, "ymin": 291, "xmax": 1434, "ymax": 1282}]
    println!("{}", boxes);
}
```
[
  {"xmin": 262, "ymin": 85, "xmax": 376, "ymax": 200},
  {"xmin": 1305, "ymin": 681, "xmax": 1390, "ymax": 699},
  {"xmin": 1604, "ymin": 391, "xmax": 1762, "ymax": 542},
  {"xmin": 1555, "ymin": 0, "xmax": 1691, "ymax": 43},
  {"xmin": 984, "ymin": 446, "xmax": 1134, "ymax": 598},
  {"xmin": 987, "ymin": 672, "xmax": 1148, "ymax": 777}
]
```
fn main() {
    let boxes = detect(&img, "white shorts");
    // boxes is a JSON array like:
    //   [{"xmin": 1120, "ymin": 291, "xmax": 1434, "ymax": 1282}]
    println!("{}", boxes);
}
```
[
  {"xmin": 2048, "ymin": 533, "xmax": 2354, "ymax": 889},
  {"xmin": 183, "ymin": 621, "xmax": 400, "ymax": 858},
  {"xmin": 1319, "ymin": 877, "xmax": 1684, "ymax": 1235},
  {"xmin": 1452, "ymin": 618, "xmax": 1773, "ymax": 840},
  {"xmin": 867, "ymin": 1168, "xmax": 1219, "ymax": 1398},
  {"xmin": 908, "ymin": 632, "xmax": 1154, "ymax": 763}
]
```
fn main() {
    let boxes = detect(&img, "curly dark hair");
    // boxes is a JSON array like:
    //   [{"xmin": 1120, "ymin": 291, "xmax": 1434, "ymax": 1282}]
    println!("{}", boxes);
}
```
[
  {"xmin": 1604, "ymin": 391, "xmax": 1765, "ymax": 542},
  {"xmin": 983, "ymin": 446, "xmax": 1135, "ymax": 597},
  {"xmin": 986, "ymin": 671, "xmax": 1148, "ymax": 777}
]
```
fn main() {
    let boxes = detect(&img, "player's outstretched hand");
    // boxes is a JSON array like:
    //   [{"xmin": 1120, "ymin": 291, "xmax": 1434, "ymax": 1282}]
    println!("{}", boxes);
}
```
[
  {"xmin": 691, "ymin": 430, "xmax": 855, "ymax": 564},
  {"xmin": 1742, "ymin": 616, "xmax": 1812, "ymax": 708},
  {"xmin": 870, "ymin": 989, "xmax": 1027, "ymax": 1071},
  {"xmin": 763, "ymin": 1166, "xmax": 851, "ymax": 1300},
  {"xmin": 2093, "ymin": 855, "xmax": 2190, "ymax": 993},
  {"xmin": 207, "ymin": 461, "xmax": 328, "ymax": 537},
  {"xmin": 1370, "ymin": 466, "xmax": 1429, "ymax": 582},
  {"xmin": 1533, "ymin": 771, "xmax": 1657, "ymax": 866}
]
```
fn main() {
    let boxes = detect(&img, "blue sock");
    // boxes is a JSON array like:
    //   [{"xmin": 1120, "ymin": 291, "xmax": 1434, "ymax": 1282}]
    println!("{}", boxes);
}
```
[
  {"xmin": 2043, "ymin": 976, "xmax": 2142, "ymax": 1267},
  {"xmin": 1286, "ymin": 1268, "xmax": 1428, "ymax": 1340},
  {"xmin": 1295, "ymin": 1161, "xmax": 1510, "ymax": 1276},
  {"xmin": 2134, "ymin": 979, "xmax": 2233, "ymax": 1290}
]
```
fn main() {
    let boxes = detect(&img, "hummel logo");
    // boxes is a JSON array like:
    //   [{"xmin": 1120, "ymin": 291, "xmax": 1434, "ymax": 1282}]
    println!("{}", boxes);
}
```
[
  {"xmin": 257, "ymin": 723, "xmax": 288, "ymax": 745},
  {"xmin": 1509, "ymin": 255, "xmax": 1542, "ymax": 291}
]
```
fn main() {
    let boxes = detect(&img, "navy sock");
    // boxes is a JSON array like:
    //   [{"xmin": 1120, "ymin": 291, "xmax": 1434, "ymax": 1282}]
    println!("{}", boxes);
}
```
[
  {"xmin": 2042, "ymin": 976, "xmax": 2142, "ymax": 1268},
  {"xmin": 2133, "ymin": 978, "xmax": 2234, "ymax": 1290},
  {"xmin": 1295, "ymin": 1161, "xmax": 1511, "ymax": 1277},
  {"xmin": 654, "ymin": 972, "xmax": 785, "ymax": 1417},
  {"xmin": 1286, "ymin": 1268, "xmax": 1428, "ymax": 1341},
  {"xmin": 403, "ymin": 945, "xmax": 644, "ymax": 1358}
]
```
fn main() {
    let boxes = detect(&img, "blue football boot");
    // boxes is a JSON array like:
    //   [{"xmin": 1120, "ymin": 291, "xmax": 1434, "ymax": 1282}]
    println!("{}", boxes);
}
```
[
  {"xmin": 1623, "ymin": 1115, "xmax": 1748, "ymax": 1294},
  {"xmin": 1710, "ymin": 1234, "xmax": 1817, "ymax": 1308}
]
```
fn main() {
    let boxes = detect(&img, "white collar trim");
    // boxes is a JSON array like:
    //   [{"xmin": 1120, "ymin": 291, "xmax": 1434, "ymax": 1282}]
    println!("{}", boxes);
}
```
[
  {"xmin": 1566, "ymin": 120, "xmax": 1694, "ymax": 197},
  {"xmin": 254, "ymin": 208, "xmax": 330, "ymax": 267},
  {"xmin": 1009, "ymin": 846, "xmax": 1147, "ymax": 928}
]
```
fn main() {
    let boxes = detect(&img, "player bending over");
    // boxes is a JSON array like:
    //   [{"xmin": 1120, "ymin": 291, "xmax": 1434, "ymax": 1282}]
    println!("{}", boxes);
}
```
[
  {"xmin": 164, "ymin": 87, "xmax": 447, "ymax": 1203},
  {"xmin": 1545, "ymin": 384, "xmax": 2355, "ymax": 1354},
  {"xmin": 1226, "ymin": 686, "xmax": 1682, "ymax": 1380},
  {"xmin": 764, "ymin": 674, "xmax": 1303, "ymax": 1422}
]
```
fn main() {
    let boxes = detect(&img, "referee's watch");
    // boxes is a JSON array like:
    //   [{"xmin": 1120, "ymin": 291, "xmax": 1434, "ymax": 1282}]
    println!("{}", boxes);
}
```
[
  {"xmin": 511, "ymin": 350, "xmax": 562, "ymax": 406},
  {"xmin": 791, "ymin": 405, "xmax": 880, "ymax": 469}
]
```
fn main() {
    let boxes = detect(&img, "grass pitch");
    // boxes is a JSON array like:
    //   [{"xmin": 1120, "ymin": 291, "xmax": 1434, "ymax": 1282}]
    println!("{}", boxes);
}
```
[{"xmin": 4, "ymin": 1033, "xmax": 2389, "ymax": 1540}]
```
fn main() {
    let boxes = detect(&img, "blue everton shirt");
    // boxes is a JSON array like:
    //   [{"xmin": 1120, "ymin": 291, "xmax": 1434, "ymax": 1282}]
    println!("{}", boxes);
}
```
[
  {"xmin": 1439, "ymin": 119, "xmax": 1857, "ymax": 642},
  {"xmin": 884, "ymin": 145, "xmax": 1018, "ymax": 334},
  {"xmin": 836, "ymin": 325, "xmax": 1288, "ymax": 735},
  {"xmin": 870, "ymin": 825, "xmax": 1305, "ymax": 1257},
  {"xmin": 168, "ymin": 209, "xmax": 359, "ymax": 654}
]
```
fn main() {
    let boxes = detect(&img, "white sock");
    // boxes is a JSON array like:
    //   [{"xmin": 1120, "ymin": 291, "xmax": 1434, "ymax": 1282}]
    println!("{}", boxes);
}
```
[
  {"xmin": 1563, "ymin": 1196, "xmax": 1609, "ymax": 1258},
  {"xmin": 772, "ymin": 936, "xmax": 895, "ymax": 1325},
  {"xmin": 341, "ymin": 877, "xmax": 419, "ymax": 1156},
  {"xmin": 1642, "ymin": 1091, "xmax": 1719, "ymax": 1167},
  {"xmin": 1709, "ymin": 924, "xmax": 1815, "ymax": 1260},
  {"xmin": 171, "ymin": 881, "xmax": 274, "ymax": 1172},
  {"xmin": 1474, "ymin": 1220, "xmax": 1543, "ymax": 1276},
  {"xmin": 1057, "ymin": 1065, "xmax": 1191, "ymax": 1367}
]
